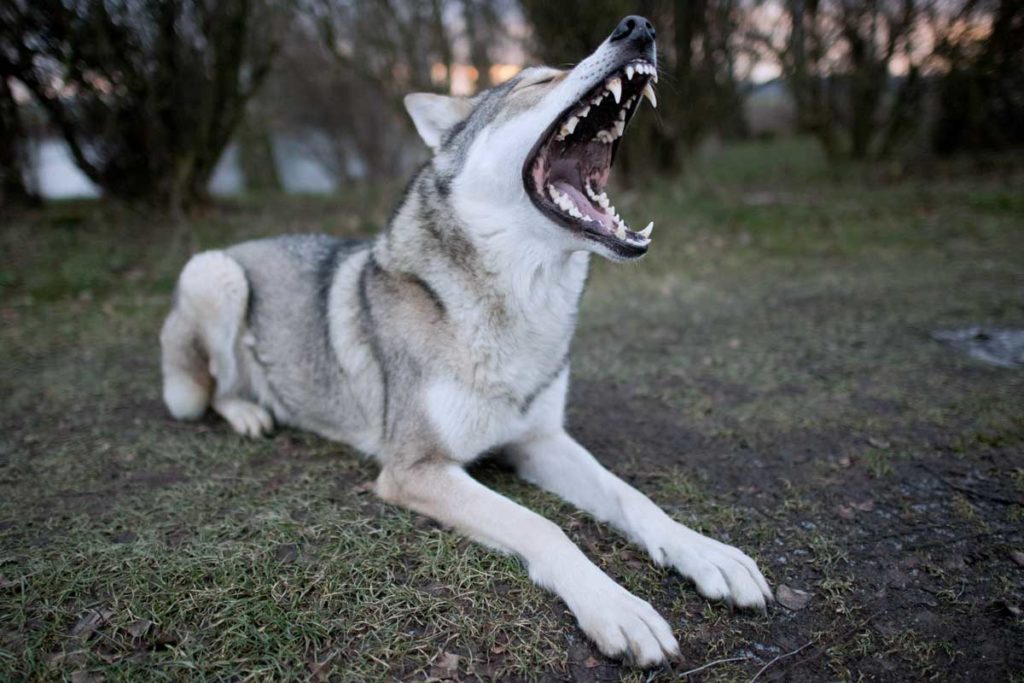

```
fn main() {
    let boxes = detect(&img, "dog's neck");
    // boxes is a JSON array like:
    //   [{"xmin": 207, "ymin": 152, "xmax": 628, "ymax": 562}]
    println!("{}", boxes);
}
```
[{"xmin": 373, "ymin": 163, "xmax": 590, "ymax": 363}]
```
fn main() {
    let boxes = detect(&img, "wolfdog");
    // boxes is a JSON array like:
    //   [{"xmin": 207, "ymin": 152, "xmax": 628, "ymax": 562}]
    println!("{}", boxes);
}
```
[{"xmin": 160, "ymin": 16, "xmax": 771, "ymax": 666}]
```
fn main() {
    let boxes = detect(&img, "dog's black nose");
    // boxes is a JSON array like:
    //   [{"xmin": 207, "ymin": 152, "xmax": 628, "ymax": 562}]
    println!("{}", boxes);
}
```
[{"xmin": 610, "ymin": 15, "xmax": 656, "ymax": 46}]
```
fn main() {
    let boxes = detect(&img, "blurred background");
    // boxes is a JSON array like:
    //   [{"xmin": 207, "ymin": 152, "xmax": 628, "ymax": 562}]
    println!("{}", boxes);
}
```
[{"xmin": 1, "ymin": 0, "xmax": 1021, "ymax": 210}]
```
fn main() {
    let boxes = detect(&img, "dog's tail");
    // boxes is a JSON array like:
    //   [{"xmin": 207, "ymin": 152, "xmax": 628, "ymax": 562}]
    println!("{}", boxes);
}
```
[
  {"xmin": 160, "ymin": 293, "xmax": 213, "ymax": 420},
  {"xmin": 159, "ymin": 251, "xmax": 248, "ymax": 420}
]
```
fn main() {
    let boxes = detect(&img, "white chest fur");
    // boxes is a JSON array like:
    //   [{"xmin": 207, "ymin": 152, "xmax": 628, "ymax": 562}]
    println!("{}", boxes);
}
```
[{"xmin": 422, "ymin": 248, "xmax": 588, "ymax": 461}]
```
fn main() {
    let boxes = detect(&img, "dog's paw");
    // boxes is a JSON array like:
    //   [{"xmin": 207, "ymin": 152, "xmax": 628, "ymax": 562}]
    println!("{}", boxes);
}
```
[
  {"xmin": 573, "ymin": 584, "xmax": 679, "ymax": 667},
  {"xmin": 216, "ymin": 398, "xmax": 274, "ymax": 437},
  {"xmin": 657, "ymin": 528, "xmax": 772, "ymax": 610}
]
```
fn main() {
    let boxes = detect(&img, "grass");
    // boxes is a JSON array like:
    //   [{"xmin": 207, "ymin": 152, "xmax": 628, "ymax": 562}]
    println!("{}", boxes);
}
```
[{"xmin": 2, "ymin": 137, "xmax": 1023, "ymax": 680}]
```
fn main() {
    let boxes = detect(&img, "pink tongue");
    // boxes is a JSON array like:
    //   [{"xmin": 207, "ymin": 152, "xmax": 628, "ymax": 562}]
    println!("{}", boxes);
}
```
[{"xmin": 552, "ymin": 181, "xmax": 614, "ymax": 232}]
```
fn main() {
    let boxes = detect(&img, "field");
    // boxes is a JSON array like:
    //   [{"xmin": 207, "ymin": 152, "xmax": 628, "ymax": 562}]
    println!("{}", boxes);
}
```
[{"xmin": 1, "ymin": 139, "xmax": 1022, "ymax": 681}]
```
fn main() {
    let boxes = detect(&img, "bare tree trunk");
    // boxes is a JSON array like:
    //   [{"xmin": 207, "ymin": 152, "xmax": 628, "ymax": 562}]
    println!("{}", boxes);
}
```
[
  {"xmin": 462, "ymin": 0, "xmax": 495, "ymax": 90},
  {"xmin": 0, "ymin": 75, "xmax": 39, "ymax": 208},
  {"xmin": 670, "ymin": 0, "xmax": 707, "ymax": 170},
  {"xmin": 430, "ymin": 0, "xmax": 453, "ymax": 92},
  {"xmin": 238, "ymin": 116, "xmax": 282, "ymax": 194}
]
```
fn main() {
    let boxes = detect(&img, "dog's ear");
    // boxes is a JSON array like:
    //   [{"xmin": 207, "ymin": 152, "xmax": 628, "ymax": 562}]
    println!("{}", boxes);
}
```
[{"xmin": 404, "ymin": 93, "xmax": 473, "ymax": 151}]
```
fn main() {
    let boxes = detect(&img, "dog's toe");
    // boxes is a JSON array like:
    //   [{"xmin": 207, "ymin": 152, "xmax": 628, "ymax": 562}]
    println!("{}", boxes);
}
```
[
  {"xmin": 577, "ymin": 589, "xmax": 678, "ymax": 667},
  {"xmin": 662, "ymin": 533, "xmax": 770, "ymax": 611},
  {"xmin": 217, "ymin": 399, "xmax": 274, "ymax": 438}
]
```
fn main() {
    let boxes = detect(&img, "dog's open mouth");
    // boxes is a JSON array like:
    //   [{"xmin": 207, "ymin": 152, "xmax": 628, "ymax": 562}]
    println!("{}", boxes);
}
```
[{"xmin": 524, "ymin": 60, "xmax": 658, "ymax": 258}]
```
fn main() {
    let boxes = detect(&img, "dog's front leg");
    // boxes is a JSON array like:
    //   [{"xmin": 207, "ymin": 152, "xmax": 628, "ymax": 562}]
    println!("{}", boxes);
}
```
[
  {"xmin": 508, "ymin": 431, "xmax": 773, "ymax": 609},
  {"xmin": 376, "ymin": 461, "xmax": 679, "ymax": 666}
]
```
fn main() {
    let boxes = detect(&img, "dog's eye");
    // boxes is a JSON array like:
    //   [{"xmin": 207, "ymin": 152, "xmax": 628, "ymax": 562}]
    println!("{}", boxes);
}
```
[{"xmin": 522, "ymin": 76, "xmax": 556, "ymax": 89}]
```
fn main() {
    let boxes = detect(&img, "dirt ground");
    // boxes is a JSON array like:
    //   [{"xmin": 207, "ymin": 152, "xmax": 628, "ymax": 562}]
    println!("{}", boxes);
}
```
[{"xmin": 1, "ymin": 140, "xmax": 1022, "ymax": 681}]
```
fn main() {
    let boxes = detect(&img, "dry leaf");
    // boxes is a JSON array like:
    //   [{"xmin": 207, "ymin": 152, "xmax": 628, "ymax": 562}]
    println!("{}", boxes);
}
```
[
  {"xmin": 837, "ymin": 506, "xmax": 855, "ymax": 520},
  {"xmin": 71, "ymin": 672, "xmax": 103, "ymax": 683},
  {"xmin": 867, "ymin": 436, "xmax": 891, "ymax": 449},
  {"xmin": 583, "ymin": 656, "xmax": 601, "ymax": 669},
  {"xmin": 1010, "ymin": 550, "xmax": 1024, "ymax": 568},
  {"xmin": 274, "ymin": 544, "xmax": 299, "ymax": 563},
  {"xmin": 993, "ymin": 599, "xmax": 1022, "ymax": 618},
  {"xmin": 853, "ymin": 500, "xmax": 875, "ymax": 512},
  {"xmin": 70, "ymin": 609, "xmax": 112, "ymax": 640},
  {"xmin": 439, "ymin": 652, "xmax": 460, "ymax": 675},
  {"xmin": 837, "ymin": 456, "xmax": 852, "ymax": 468},
  {"xmin": 308, "ymin": 652, "xmax": 336, "ymax": 682},
  {"xmin": 126, "ymin": 619, "xmax": 151, "ymax": 639},
  {"xmin": 776, "ymin": 584, "xmax": 812, "ymax": 610}
]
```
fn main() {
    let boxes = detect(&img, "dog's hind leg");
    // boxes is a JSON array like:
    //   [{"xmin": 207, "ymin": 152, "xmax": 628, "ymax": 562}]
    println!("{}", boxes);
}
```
[{"xmin": 161, "ymin": 251, "xmax": 273, "ymax": 437}]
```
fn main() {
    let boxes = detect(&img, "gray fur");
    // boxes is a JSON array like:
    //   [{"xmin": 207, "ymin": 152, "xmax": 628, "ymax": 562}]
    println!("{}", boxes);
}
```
[{"xmin": 226, "ymin": 235, "xmax": 372, "ymax": 440}]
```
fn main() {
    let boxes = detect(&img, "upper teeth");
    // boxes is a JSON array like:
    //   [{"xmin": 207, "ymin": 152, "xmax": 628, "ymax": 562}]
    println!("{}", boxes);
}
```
[
  {"xmin": 642, "ymin": 83, "xmax": 657, "ymax": 108},
  {"xmin": 606, "ymin": 77, "xmax": 622, "ymax": 104},
  {"xmin": 631, "ymin": 61, "xmax": 658, "ymax": 81},
  {"xmin": 554, "ymin": 61, "xmax": 659, "ymax": 143}
]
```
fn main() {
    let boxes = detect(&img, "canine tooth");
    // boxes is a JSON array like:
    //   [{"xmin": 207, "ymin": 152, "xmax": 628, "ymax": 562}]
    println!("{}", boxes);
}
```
[
  {"xmin": 562, "ymin": 116, "xmax": 579, "ymax": 136},
  {"xmin": 606, "ymin": 77, "xmax": 622, "ymax": 103},
  {"xmin": 625, "ymin": 65, "xmax": 635, "ymax": 80},
  {"xmin": 614, "ymin": 120, "xmax": 625, "ymax": 137},
  {"xmin": 639, "ymin": 221, "xmax": 653, "ymax": 238},
  {"xmin": 643, "ymin": 82, "xmax": 657, "ymax": 108}
]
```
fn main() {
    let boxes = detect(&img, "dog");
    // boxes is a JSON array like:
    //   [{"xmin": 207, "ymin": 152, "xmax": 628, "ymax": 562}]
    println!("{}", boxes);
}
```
[{"xmin": 159, "ymin": 15, "xmax": 771, "ymax": 666}]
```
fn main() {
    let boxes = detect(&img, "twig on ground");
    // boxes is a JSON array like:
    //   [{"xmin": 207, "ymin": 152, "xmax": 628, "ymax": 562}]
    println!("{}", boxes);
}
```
[
  {"xmin": 677, "ymin": 654, "xmax": 754, "ymax": 677},
  {"xmin": 748, "ymin": 609, "xmax": 885, "ymax": 682},
  {"xmin": 748, "ymin": 641, "xmax": 814, "ymax": 682}
]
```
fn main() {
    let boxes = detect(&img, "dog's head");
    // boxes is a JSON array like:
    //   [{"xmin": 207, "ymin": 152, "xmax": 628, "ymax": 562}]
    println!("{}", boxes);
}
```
[{"xmin": 404, "ymin": 16, "xmax": 658, "ymax": 262}]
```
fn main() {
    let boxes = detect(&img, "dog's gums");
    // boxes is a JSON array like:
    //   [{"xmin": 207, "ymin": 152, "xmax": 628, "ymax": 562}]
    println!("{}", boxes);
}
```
[{"xmin": 525, "ymin": 59, "xmax": 658, "ymax": 258}]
